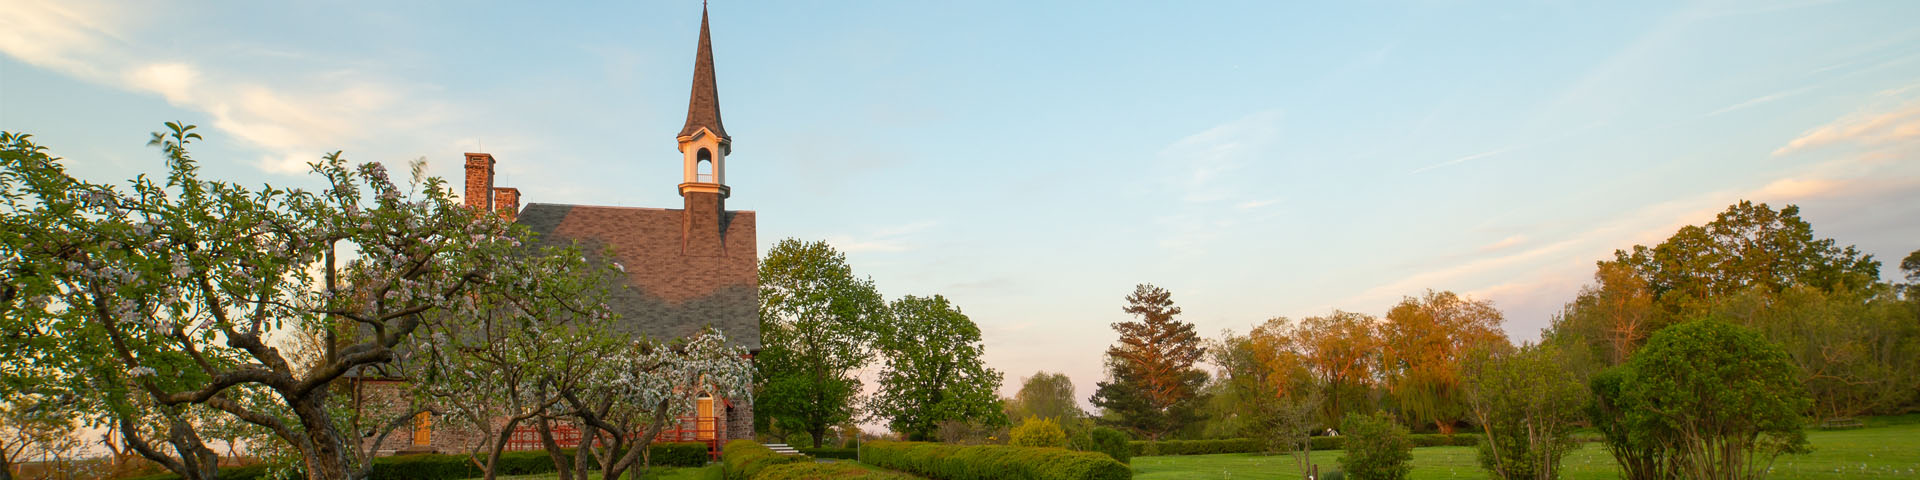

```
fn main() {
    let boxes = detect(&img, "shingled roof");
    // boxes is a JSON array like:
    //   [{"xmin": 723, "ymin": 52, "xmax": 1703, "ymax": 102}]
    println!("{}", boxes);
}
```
[
  {"xmin": 516, "ymin": 203, "xmax": 760, "ymax": 350},
  {"xmin": 678, "ymin": 6, "xmax": 728, "ymax": 141}
]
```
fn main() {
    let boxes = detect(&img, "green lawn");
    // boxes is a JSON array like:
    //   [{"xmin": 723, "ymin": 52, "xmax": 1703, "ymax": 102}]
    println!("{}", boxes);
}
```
[
  {"xmin": 1133, "ymin": 421, "xmax": 1920, "ymax": 479},
  {"xmin": 489, "ymin": 464, "xmax": 720, "ymax": 480},
  {"xmin": 484, "ymin": 420, "xmax": 1920, "ymax": 480}
]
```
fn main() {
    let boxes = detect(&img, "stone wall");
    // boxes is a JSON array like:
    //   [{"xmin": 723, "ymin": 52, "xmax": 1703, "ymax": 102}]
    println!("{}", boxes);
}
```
[{"xmin": 724, "ymin": 394, "xmax": 754, "ymax": 441}]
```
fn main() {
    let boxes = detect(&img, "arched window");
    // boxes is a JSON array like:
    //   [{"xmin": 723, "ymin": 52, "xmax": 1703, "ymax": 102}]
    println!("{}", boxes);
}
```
[{"xmin": 696, "ymin": 149, "xmax": 714, "ymax": 183}]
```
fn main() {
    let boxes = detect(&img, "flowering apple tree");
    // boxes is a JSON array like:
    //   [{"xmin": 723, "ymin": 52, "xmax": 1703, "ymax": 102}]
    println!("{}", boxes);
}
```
[
  {"xmin": 410, "ymin": 250, "xmax": 623, "ymax": 480},
  {"xmin": 0, "ymin": 124, "xmax": 617, "ymax": 480},
  {"xmin": 544, "ymin": 328, "xmax": 752, "ymax": 480}
]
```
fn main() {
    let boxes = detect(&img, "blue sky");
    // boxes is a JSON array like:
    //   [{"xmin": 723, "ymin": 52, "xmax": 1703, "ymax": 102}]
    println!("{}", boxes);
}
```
[{"xmin": 5, "ymin": 0, "xmax": 1920, "ymax": 406}]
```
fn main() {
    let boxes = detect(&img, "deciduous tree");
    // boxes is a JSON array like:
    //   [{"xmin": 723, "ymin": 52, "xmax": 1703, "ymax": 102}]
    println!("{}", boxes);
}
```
[
  {"xmin": 1005, "ymin": 372, "xmax": 1084, "ymax": 424},
  {"xmin": 1617, "ymin": 320, "xmax": 1810, "ymax": 480},
  {"xmin": 0, "ymin": 395, "xmax": 75, "ymax": 480},
  {"xmin": 1463, "ymin": 343, "xmax": 1585, "ymax": 480},
  {"xmin": 1380, "ymin": 290, "xmax": 1507, "ymax": 434},
  {"xmin": 1545, "ymin": 262, "xmax": 1659, "ymax": 368},
  {"xmin": 1610, "ymin": 200, "xmax": 1879, "ymax": 318},
  {"xmin": 0, "ymin": 126, "xmax": 613, "ymax": 480},
  {"xmin": 868, "ymin": 294, "xmax": 1006, "ymax": 440},
  {"xmin": 754, "ymin": 239, "xmax": 885, "ymax": 447},
  {"xmin": 415, "ymin": 258, "xmax": 622, "ymax": 480},
  {"xmin": 1283, "ymin": 311, "xmax": 1380, "ymax": 425},
  {"xmin": 545, "ymin": 329, "xmax": 753, "ymax": 480},
  {"xmin": 1707, "ymin": 284, "xmax": 1920, "ymax": 418}
]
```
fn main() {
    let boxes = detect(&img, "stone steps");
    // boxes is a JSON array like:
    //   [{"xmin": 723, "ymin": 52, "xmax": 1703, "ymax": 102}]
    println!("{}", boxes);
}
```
[{"xmin": 764, "ymin": 443, "xmax": 801, "ymax": 455}]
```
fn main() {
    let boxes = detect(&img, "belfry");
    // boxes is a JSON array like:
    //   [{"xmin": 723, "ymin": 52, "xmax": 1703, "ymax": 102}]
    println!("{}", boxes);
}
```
[{"xmin": 677, "ymin": 5, "xmax": 733, "ymax": 257}]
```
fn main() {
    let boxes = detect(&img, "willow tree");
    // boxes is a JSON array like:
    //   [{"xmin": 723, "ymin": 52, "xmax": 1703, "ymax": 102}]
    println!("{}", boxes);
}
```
[
  {"xmin": 1269, "ymin": 311, "xmax": 1382, "ymax": 426},
  {"xmin": 1381, "ymin": 290, "xmax": 1508, "ymax": 434}
]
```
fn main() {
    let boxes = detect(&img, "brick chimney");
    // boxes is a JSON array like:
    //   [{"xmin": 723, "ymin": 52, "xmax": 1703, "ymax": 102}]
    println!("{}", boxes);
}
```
[
  {"xmin": 464, "ymin": 153, "xmax": 495, "ymax": 213},
  {"xmin": 492, "ymin": 187, "xmax": 520, "ymax": 222}
]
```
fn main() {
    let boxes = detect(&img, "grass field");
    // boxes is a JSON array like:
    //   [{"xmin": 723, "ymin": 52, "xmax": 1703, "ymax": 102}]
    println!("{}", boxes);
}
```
[
  {"xmin": 1133, "ymin": 421, "xmax": 1920, "ymax": 479},
  {"xmin": 485, "ymin": 418, "xmax": 1920, "ymax": 480},
  {"xmin": 490, "ymin": 464, "xmax": 720, "ymax": 480}
]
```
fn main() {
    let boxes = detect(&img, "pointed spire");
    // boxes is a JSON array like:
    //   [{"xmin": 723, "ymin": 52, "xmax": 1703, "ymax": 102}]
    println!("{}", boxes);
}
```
[{"xmin": 679, "ymin": 4, "xmax": 728, "ymax": 141}]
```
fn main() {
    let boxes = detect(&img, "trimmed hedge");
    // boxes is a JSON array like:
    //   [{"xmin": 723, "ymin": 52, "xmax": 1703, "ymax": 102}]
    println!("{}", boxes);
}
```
[
  {"xmin": 1408, "ymin": 434, "xmax": 1478, "ymax": 448},
  {"xmin": 756, "ymin": 462, "xmax": 916, "ymax": 480},
  {"xmin": 722, "ymin": 440, "xmax": 810, "ymax": 480},
  {"xmin": 1128, "ymin": 438, "xmax": 1260, "ymax": 457},
  {"xmin": 127, "ymin": 465, "xmax": 272, "ymax": 480},
  {"xmin": 862, "ymin": 440, "xmax": 1130, "ymax": 480},
  {"xmin": 798, "ymin": 447, "xmax": 858, "ymax": 459},
  {"xmin": 650, "ymin": 442, "xmax": 713, "ymax": 467},
  {"xmin": 1127, "ymin": 434, "xmax": 1479, "ymax": 457},
  {"xmin": 130, "ymin": 442, "xmax": 713, "ymax": 480}
]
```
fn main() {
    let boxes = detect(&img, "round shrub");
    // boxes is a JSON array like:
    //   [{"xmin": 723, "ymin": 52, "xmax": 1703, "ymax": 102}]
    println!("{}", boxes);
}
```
[
  {"xmin": 1088, "ymin": 427, "xmax": 1132, "ymax": 464},
  {"xmin": 1617, "ymin": 320, "xmax": 1811, "ymax": 479},
  {"xmin": 1337, "ymin": 412, "xmax": 1412, "ymax": 480},
  {"xmin": 1009, "ymin": 417, "xmax": 1068, "ymax": 448},
  {"xmin": 722, "ymin": 440, "xmax": 811, "ymax": 480}
]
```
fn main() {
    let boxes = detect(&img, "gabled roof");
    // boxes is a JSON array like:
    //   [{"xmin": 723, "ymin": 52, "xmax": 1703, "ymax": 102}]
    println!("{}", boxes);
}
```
[
  {"xmin": 677, "ymin": 6, "xmax": 729, "ymax": 141},
  {"xmin": 515, "ymin": 203, "xmax": 760, "ymax": 350}
]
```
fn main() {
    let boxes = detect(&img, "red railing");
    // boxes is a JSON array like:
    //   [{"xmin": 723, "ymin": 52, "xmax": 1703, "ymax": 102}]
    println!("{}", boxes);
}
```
[{"xmin": 504, "ymin": 416, "xmax": 722, "ymax": 460}]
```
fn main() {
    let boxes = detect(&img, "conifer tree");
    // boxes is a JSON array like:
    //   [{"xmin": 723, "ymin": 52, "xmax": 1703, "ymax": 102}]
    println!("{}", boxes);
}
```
[{"xmin": 1090, "ymin": 284, "xmax": 1208, "ymax": 440}]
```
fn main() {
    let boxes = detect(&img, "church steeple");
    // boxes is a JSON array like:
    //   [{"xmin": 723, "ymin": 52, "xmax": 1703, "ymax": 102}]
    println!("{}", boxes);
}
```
[
  {"xmin": 678, "ymin": 5, "xmax": 728, "ymax": 142},
  {"xmin": 677, "ymin": 4, "xmax": 730, "ymax": 199},
  {"xmin": 677, "ymin": 4, "xmax": 731, "ymax": 257}
]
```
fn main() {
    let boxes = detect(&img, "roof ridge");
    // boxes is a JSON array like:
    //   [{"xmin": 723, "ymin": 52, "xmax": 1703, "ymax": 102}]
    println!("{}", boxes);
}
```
[{"xmin": 523, "ymin": 202, "xmax": 756, "ymax": 214}]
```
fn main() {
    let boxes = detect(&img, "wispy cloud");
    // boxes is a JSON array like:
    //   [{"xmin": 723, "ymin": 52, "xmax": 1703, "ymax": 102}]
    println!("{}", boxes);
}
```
[
  {"xmin": 826, "ymin": 221, "xmax": 939, "ymax": 254},
  {"xmin": 1398, "ymin": 97, "xmax": 1920, "ymax": 335},
  {"xmin": 1235, "ymin": 198, "xmax": 1281, "ymax": 210},
  {"xmin": 0, "ymin": 0, "xmax": 460, "ymax": 175},
  {"xmin": 1409, "ymin": 145, "xmax": 1519, "ymax": 174},
  {"xmin": 0, "ymin": 0, "xmax": 123, "ymax": 79},
  {"xmin": 1478, "ymin": 235, "xmax": 1527, "ymax": 253},
  {"xmin": 1696, "ymin": 0, "xmax": 1846, "ymax": 18},
  {"xmin": 1703, "ymin": 86, "xmax": 1813, "ymax": 118},
  {"xmin": 1341, "ymin": 236, "xmax": 1584, "ymax": 312},
  {"xmin": 1159, "ymin": 110, "xmax": 1282, "ymax": 197},
  {"xmin": 1409, "ymin": 121, "xmax": 1607, "ymax": 175},
  {"xmin": 1751, "ymin": 177, "xmax": 1839, "ymax": 199},
  {"xmin": 1774, "ymin": 94, "xmax": 1920, "ymax": 156},
  {"xmin": 1152, "ymin": 111, "xmax": 1286, "ymax": 252}
]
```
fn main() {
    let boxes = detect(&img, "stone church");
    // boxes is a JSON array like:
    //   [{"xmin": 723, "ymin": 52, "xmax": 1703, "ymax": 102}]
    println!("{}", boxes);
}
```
[{"xmin": 352, "ymin": 6, "xmax": 760, "ymax": 457}]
